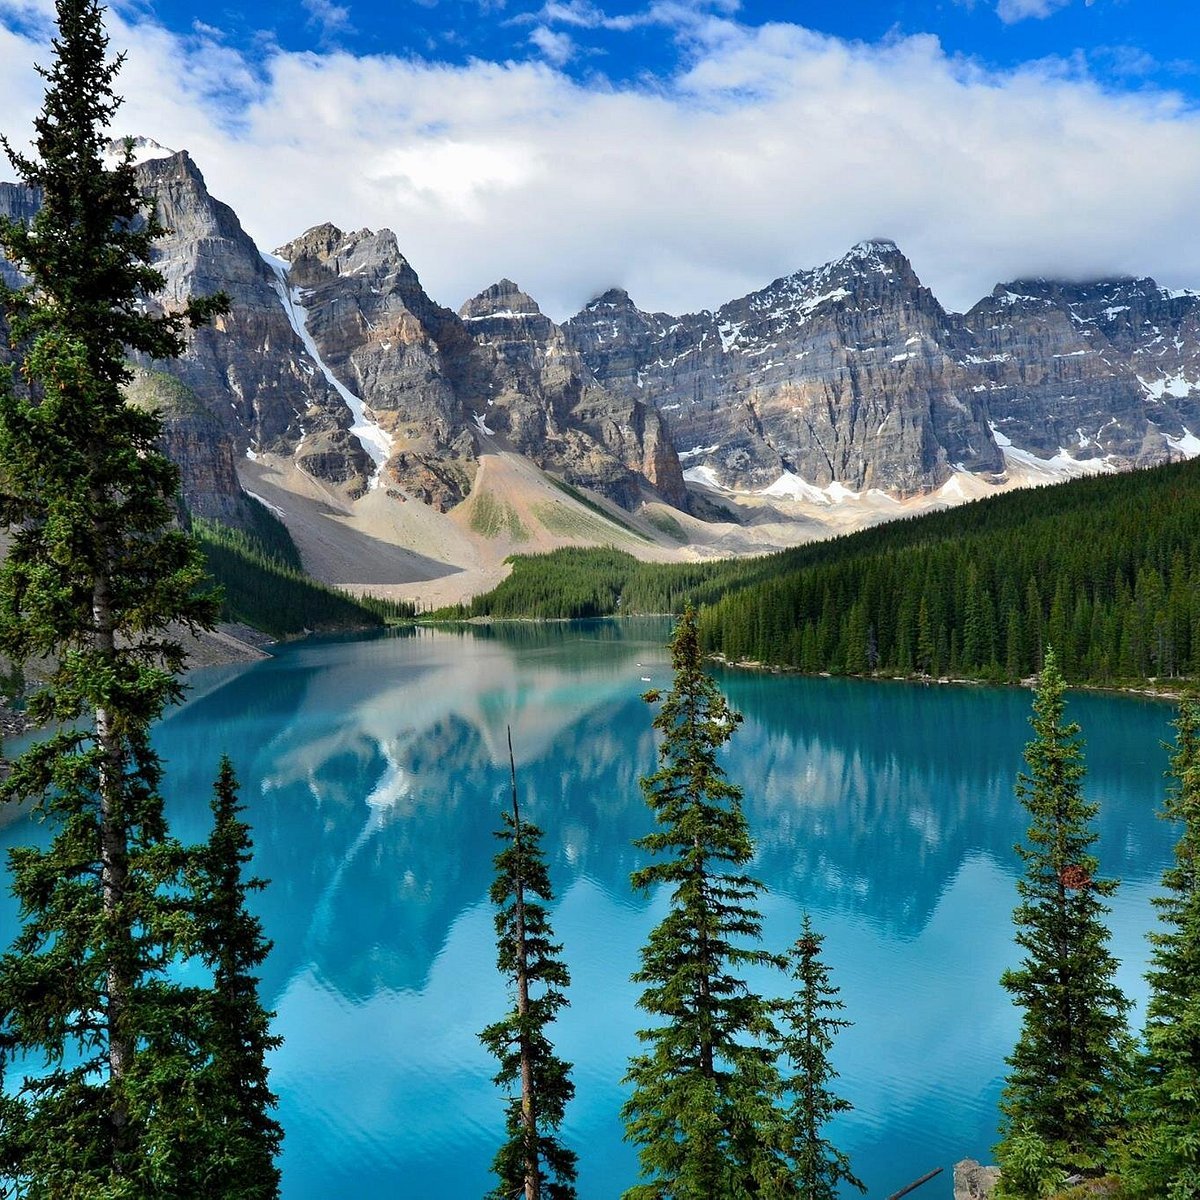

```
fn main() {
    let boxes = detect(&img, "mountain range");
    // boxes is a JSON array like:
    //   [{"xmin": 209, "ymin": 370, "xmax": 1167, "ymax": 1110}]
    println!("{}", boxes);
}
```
[{"xmin": 2, "ymin": 138, "xmax": 1198, "ymax": 604}]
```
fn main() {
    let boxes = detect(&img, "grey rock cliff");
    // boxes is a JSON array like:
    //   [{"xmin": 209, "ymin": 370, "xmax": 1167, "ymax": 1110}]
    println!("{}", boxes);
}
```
[
  {"xmin": 459, "ymin": 278, "xmax": 688, "ymax": 508},
  {"xmin": 124, "ymin": 369, "xmax": 260, "ymax": 526},
  {"xmin": 567, "ymin": 244, "xmax": 1200, "ymax": 494},
  {"xmin": 132, "ymin": 151, "xmax": 349, "ymax": 464},
  {"xmin": 275, "ymin": 223, "xmax": 477, "ymax": 509},
  {"xmin": 6, "ymin": 146, "xmax": 1200, "ymax": 524},
  {"xmin": 963, "ymin": 277, "xmax": 1200, "ymax": 461},
  {"xmin": 566, "ymin": 241, "xmax": 1002, "ymax": 495}
]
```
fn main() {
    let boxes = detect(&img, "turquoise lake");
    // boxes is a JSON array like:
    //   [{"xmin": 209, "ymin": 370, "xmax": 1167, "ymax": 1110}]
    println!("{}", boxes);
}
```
[{"xmin": 0, "ymin": 619, "xmax": 1182, "ymax": 1197}]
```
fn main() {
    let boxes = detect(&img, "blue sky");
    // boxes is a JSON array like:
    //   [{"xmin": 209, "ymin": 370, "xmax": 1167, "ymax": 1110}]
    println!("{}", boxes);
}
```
[
  {"xmin": 1, "ymin": 0, "xmax": 1199, "ymax": 318},
  {"xmin": 143, "ymin": 0, "xmax": 1199, "ymax": 98}
]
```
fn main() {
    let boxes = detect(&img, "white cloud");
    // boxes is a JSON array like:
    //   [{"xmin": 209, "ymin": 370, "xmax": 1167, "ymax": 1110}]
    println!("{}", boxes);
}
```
[
  {"xmin": 2, "ymin": 7, "xmax": 1200, "ymax": 326},
  {"xmin": 302, "ymin": 0, "xmax": 353, "ymax": 39},
  {"xmin": 528, "ymin": 25, "xmax": 576, "ymax": 66},
  {"xmin": 996, "ymin": 0, "xmax": 1069, "ymax": 22}
]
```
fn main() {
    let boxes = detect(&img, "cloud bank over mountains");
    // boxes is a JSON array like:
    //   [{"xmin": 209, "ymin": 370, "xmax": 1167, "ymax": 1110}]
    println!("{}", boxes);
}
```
[{"xmin": 0, "ymin": 0, "xmax": 1198, "ymax": 321}]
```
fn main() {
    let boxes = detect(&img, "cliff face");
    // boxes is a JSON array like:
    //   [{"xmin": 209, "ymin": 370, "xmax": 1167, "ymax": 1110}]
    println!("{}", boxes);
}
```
[
  {"xmin": 4, "ymin": 146, "xmax": 1200, "ymax": 532},
  {"xmin": 133, "ymin": 151, "xmax": 347, "ymax": 460},
  {"xmin": 566, "ymin": 241, "xmax": 1002, "ymax": 495},
  {"xmin": 566, "ymin": 244, "xmax": 1200, "ymax": 494},
  {"xmin": 275, "ymin": 224, "xmax": 478, "ymax": 509},
  {"xmin": 269, "ymin": 228, "xmax": 688, "ymax": 511},
  {"xmin": 458, "ymin": 279, "xmax": 688, "ymax": 508},
  {"xmin": 123, "ymin": 369, "xmax": 258, "ymax": 526},
  {"xmin": 962, "ymin": 278, "xmax": 1200, "ymax": 462}
]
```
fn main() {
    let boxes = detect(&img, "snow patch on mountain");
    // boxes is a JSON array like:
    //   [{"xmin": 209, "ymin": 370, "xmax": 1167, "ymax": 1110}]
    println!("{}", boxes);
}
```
[
  {"xmin": 1166, "ymin": 427, "xmax": 1200, "ymax": 458},
  {"xmin": 989, "ymin": 423, "xmax": 1116, "ymax": 479},
  {"xmin": 682, "ymin": 464, "xmax": 724, "ymax": 489},
  {"xmin": 103, "ymin": 136, "xmax": 176, "ymax": 169},
  {"xmin": 1139, "ymin": 372, "xmax": 1197, "ymax": 400},
  {"xmin": 262, "ymin": 252, "xmax": 393, "ymax": 485}
]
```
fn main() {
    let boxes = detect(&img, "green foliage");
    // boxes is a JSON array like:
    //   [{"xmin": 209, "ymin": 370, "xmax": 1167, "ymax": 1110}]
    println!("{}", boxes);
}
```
[
  {"xmin": 479, "ymin": 749, "xmax": 576, "ymax": 1200},
  {"xmin": 545, "ymin": 475, "xmax": 651, "ymax": 543},
  {"xmin": 0, "ymin": 4, "xmax": 280, "ymax": 1193},
  {"xmin": 996, "ymin": 652, "xmax": 1131, "ymax": 1196},
  {"xmin": 622, "ymin": 608, "xmax": 787, "ymax": 1199},
  {"xmin": 193, "ymin": 518, "xmax": 413, "ymax": 636},
  {"xmin": 462, "ymin": 458, "xmax": 1200, "ymax": 687},
  {"xmin": 1126, "ymin": 699, "xmax": 1200, "ymax": 1200},
  {"xmin": 234, "ymin": 498, "xmax": 305, "ymax": 573},
  {"xmin": 996, "ymin": 1127, "xmax": 1069, "ymax": 1199},
  {"xmin": 470, "ymin": 490, "xmax": 529, "ymax": 541},
  {"xmin": 179, "ymin": 758, "xmax": 283, "ymax": 1198},
  {"xmin": 644, "ymin": 510, "xmax": 687, "ymax": 542},
  {"xmin": 772, "ymin": 917, "xmax": 864, "ymax": 1200},
  {"xmin": 456, "ymin": 548, "xmax": 639, "ymax": 620}
]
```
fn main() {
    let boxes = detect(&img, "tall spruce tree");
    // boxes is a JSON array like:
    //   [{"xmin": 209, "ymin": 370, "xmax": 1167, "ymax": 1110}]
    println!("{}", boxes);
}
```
[
  {"xmin": 188, "ymin": 757, "xmax": 283, "ymax": 1200},
  {"xmin": 995, "ymin": 650, "xmax": 1130, "ymax": 1198},
  {"xmin": 772, "ymin": 916, "xmax": 864, "ymax": 1200},
  {"xmin": 622, "ymin": 607, "xmax": 784, "ymax": 1200},
  {"xmin": 1128, "ymin": 699, "xmax": 1200, "ymax": 1200},
  {"xmin": 479, "ymin": 732, "xmax": 577, "ymax": 1200},
  {"xmin": 0, "ymin": 0, "xmax": 229, "ymax": 1192}
]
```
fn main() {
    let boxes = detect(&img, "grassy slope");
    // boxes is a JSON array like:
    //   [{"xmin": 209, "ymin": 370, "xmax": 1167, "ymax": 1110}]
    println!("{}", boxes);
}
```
[{"xmin": 449, "ymin": 458, "xmax": 1200, "ymax": 686}]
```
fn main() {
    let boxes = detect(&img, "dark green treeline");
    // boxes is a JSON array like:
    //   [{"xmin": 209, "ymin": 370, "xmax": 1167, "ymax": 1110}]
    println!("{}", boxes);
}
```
[
  {"xmin": 195, "ymin": 517, "xmax": 414, "ymax": 637},
  {"xmin": 457, "ymin": 458, "xmax": 1200, "ymax": 686}
]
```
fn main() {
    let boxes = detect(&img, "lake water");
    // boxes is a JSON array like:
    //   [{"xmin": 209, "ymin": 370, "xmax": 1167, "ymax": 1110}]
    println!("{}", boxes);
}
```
[{"xmin": 0, "ymin": 619, "xmax": 1181, "ymax": 1198}]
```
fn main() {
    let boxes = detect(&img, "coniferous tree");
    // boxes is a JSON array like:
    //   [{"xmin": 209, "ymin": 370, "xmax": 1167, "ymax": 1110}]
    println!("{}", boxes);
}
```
[
  {"xmin": 772, "ymin": 916, "xmax": 864, "ymax": 1200},
  {"xmin": 1128, "ymin": 699, "xmax": 1200, "ymax": 1200},
  {"xmin": 479, "ymin": 732, "xmax": 577, "ymax": 1200},
  {"xmin": 189, "ymin": 757, "xmax": 283, "ymax": 1200},
  {"xmin": 622, "ymin": 607, "xmax": 784, "ymax": 1200},
  {"xmin": 995, "ymin": 650, "xmax": 1130, "ymax": 1198},
  {"xmin": 0, "ymin": 1, "xmax": 229, "ymax": 1192}
]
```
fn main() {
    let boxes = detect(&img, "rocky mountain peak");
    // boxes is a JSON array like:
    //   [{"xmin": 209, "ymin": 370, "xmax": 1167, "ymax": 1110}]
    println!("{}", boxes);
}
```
[
  {"xmin": 275, "ymin": 224, "xmax": 419, "ymax": 292},
  {"xmin": 104, "ymin": 135, "xmax": 177, "ymax": 168},
  {"xmin": 459, "ymin": 279, "xmax": 543, "ymax": 321},
  {"xmin": 133, "ymin": 147, "xmax": 210, "ymax": 191},
  {"xmin": 820, "ymin": 236, "xmax": 923, "ymax": 292},
  {"xmin": 582, "ymin": 287, "xmax": 637, "ymax": 312},
  {"xmin": 844, "ymin": 237, "xmax": 904, "ymax": 265}
]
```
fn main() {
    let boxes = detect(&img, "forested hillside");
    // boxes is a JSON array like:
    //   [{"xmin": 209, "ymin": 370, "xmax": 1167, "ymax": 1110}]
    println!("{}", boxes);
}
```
[
  {"xmin": 454, "ymin": 458, "xmax": 1200, "ymax": 685},
  {"xmin": 196, "ymin": 515, "xmax": 413, "ymax": 637}
]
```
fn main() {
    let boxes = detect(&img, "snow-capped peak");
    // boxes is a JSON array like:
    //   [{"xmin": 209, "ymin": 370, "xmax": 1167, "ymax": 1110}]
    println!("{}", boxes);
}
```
[
  {"xmin": 103, "ymin": 136, "xmax": 177, "ymax": 170},
  {"xmin": 846, "ymin": 238, "xmax": 900, "ymax": 260}
]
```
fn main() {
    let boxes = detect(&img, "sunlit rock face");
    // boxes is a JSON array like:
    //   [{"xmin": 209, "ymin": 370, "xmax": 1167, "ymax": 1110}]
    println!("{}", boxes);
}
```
[
  {"xmin": 566, "ymin": 240, "xmax": 1002, "ymax": 496},
  {"xmin": 3, "ymin": 150, "xmax": 687, "ymax": 518},
  {"xmin": 5, "ymin": 151, "xmax": 1200, "ymax": 525},
  {"xmin": 459, "ymin": 278, "xmax": 687, "ymax": 509},
  {"xmin": 566, "ymin": 241, "xmax": 1200, "ymax": 497},
  {"xmin": 133, "ymin": 152, "xmax": 351, "ymax": 467}
]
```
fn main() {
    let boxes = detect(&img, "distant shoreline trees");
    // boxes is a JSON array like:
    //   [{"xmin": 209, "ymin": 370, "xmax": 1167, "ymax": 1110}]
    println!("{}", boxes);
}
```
[{"xmin": 456, "ymin": 457, "xmax": 1200, "ymax": 691}]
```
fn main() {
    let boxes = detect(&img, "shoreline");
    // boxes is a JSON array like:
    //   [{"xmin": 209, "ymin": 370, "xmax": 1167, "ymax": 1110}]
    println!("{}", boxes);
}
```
[
  {"xmin": 708, "ymin": 652, "xmax": 1191, "ymax": 703},
  {"xmin": 420, "ymin": 613, "xmax": 1193, "ymax": 704}
]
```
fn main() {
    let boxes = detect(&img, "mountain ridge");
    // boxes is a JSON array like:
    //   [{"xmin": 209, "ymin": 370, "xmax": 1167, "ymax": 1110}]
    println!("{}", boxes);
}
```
[{"xmin": 2, "ymin": 143, "xmax": 1199, "ymax": 606}]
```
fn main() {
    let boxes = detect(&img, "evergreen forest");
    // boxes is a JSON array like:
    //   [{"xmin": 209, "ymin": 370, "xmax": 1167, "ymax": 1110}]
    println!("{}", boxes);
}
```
[
  {"xmin": 454, "ymin": 457, "xmax": 1200, "ymax": 688},
  {"xmin": 194, "ymin": 515, "xmax": 414, "ymax": 637}
]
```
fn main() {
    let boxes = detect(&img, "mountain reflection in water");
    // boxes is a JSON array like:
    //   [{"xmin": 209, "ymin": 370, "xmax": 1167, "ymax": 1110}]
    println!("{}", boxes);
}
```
[{"xmin": 0, "ymin": 619, "xmax": 1178, "ymax": 1199}]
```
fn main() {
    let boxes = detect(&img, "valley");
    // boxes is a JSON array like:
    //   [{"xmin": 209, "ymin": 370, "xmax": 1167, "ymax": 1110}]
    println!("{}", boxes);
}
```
[{"xmin": 4, "ymin": 142, "xmax": 1200, "ymax": 610}]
